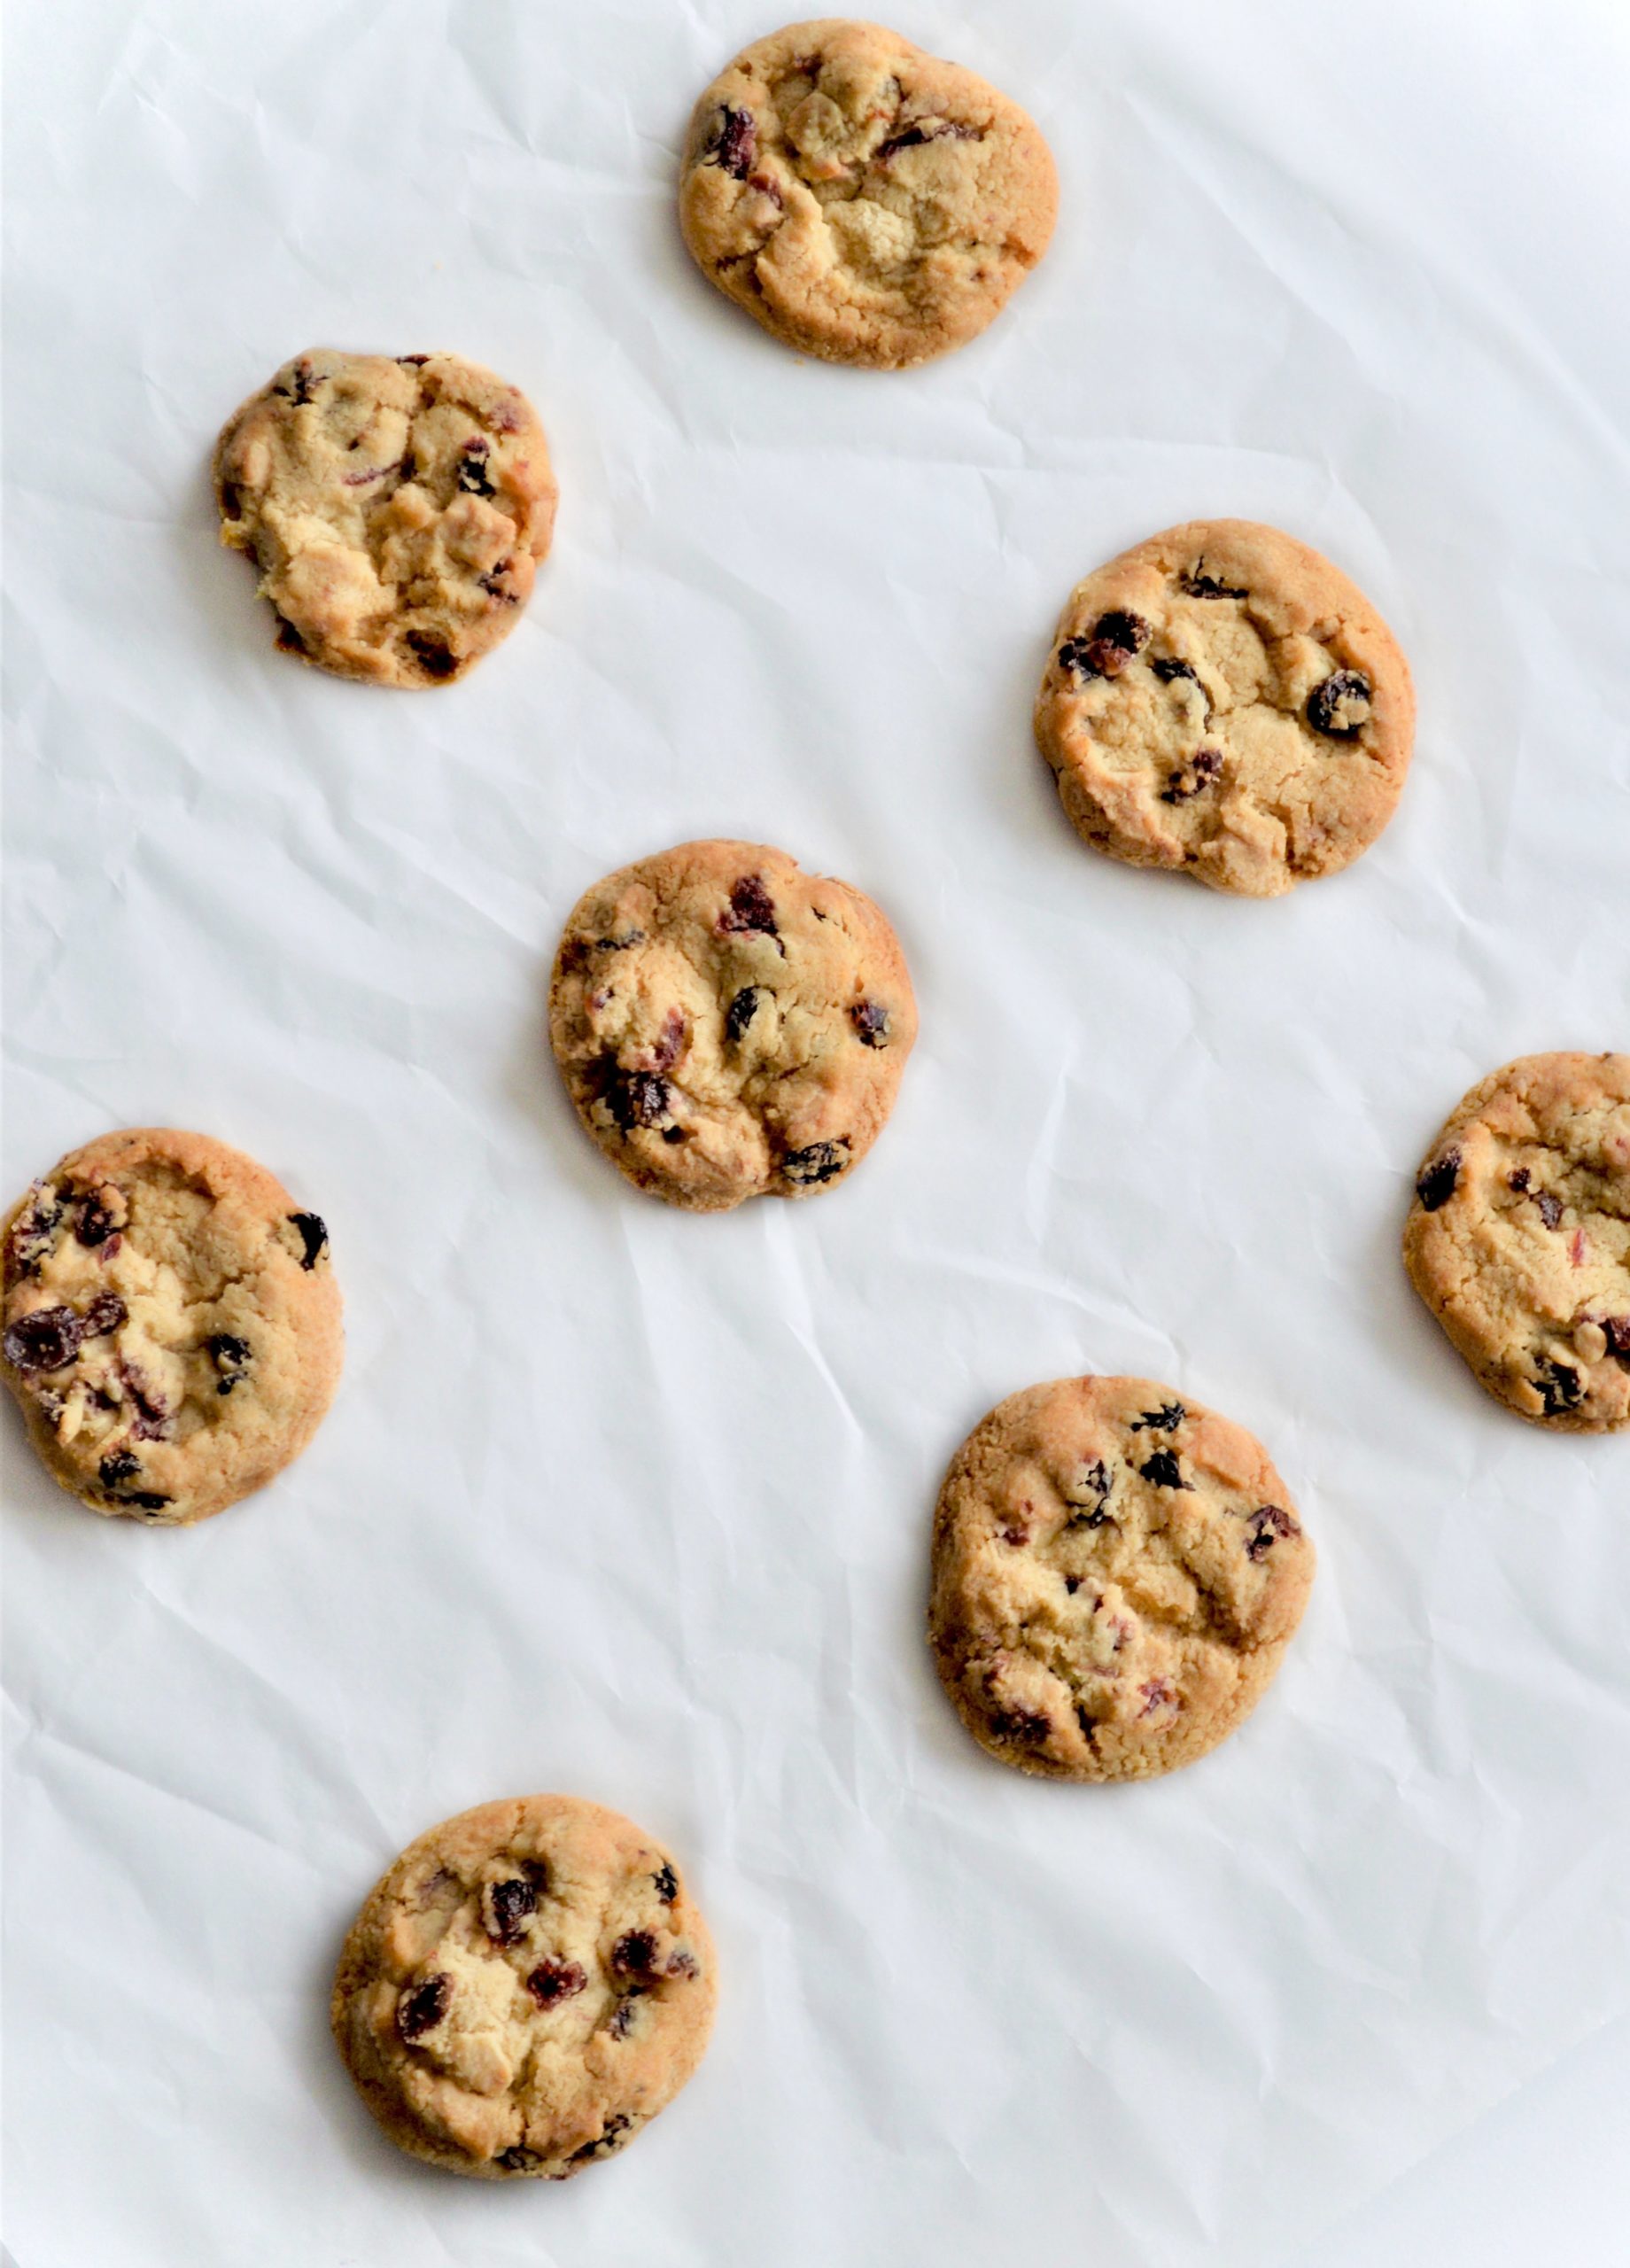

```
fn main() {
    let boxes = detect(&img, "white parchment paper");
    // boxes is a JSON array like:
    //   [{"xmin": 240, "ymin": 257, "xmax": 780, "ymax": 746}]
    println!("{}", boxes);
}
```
[{"xmin": 4, "ymin": 4, "xmax": 1628, "ymax": 2263}]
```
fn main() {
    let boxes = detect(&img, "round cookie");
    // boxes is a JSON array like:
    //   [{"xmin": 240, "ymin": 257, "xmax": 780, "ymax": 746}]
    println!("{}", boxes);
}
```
[
  {"xmin": 1034, "ymin": 519, "xmax": 1415, "ymax": 897},
  {"xmin": 929, "ymin": 1376, "xmax": 1314, "ymax": 1782},
  {"xmin": 1402, "ymin": 1052, "xmax": 1630, "ymax": 1433},
  {"xmin": 331, "ymin": 1795, "xmax": 716, "ymax": 2179},
  {"xmin": 213, "ymin": 349, "xmax": 556, "ymax": 687},
  {"xmin": 678, "ymin": 19, "xmax": 1058, "ymax": 369},
  {"xmin": 548, "ymin": 839, "xmax": 917, "ymax": 1213},
  {"xmin": 1, "ymin": 1128, "xmax": 342, "ymax": 1526}
]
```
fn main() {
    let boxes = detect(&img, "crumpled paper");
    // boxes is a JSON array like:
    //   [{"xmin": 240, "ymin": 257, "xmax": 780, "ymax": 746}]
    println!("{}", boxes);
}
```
[{"xmin": 4, "ymin": 3, "xmax": 1627, "ymax": 2264}]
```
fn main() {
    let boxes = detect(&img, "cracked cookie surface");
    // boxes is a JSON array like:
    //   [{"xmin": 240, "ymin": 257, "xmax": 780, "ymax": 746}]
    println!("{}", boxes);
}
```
[
  {"xmin": 548, "ymin": 838, "xmax": 917, "ymax": 1213},
  {"xmin": 1034, "ymin": 519, "xmax": 1415, "ymax": 897},
  {"xmin": 2, "ymin": 1127, "xmax": 342, "ymax": 1526},
  {"xmin": 332, "ymin": 1795, "xmax": 716, "ymax": 2179},
  {"xmin": 679, "ymin": 18, "xmax": 1058, "ymax": 369},
  {"xmin": 1403, "ymin": 1052, "xmax": 1630, "ymax": 1433},
  {"xmin": 929, "ymin": 1376, "xmax": 1315, "ymax": 1782},
  {"xmin": 213, "ymin": 349, "xmax": 556, "ymax": 686}
]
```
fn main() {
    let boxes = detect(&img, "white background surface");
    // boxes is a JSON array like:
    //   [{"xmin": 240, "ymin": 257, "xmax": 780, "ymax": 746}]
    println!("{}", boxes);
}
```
[{"xmin": 4, "ymin": 2, "xmax": 1628, "ymax": 2262}]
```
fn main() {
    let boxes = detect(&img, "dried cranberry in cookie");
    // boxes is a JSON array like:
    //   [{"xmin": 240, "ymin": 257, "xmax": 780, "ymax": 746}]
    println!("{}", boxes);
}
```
[
  {"xmin": 0, "ymin": 1128, "xmax": 343, "ymax": 1524},
  {"xmin": 929, "ymin": 1375, "xmax": 1315, "ymax": 1782},
  {"xmin": 678, "ymin": 19, "xmax": 1058, "ymax": 369},
  {"xmin": 331, "ymin": 1795, "xmax": 715, "ymax": 2179},
  {"xmin": 1403, "ymin": 1052, "xmax": 1630, "ymax": 1433},
  {"xmin": 1035, "ymin": 519, "xmax": 1415, "ymax": 897},
  {"xmin": 548, "ymin": 839, "xmax": 917, "ymax": 1213},
  {"xmin": 213, "ymin": 350, "xmax": 556, "ymax": 687}
]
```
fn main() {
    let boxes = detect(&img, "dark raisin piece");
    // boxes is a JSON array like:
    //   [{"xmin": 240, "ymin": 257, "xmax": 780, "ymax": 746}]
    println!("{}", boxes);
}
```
[
  {"xmin": 122, "ymin": 1491, "xmax": 174, "ymax": 1513},
  {"xmin": 570, "ymin": 2113, "xmax": 633, "ymax": 2162},
  {"xmin": 875, "ymin": 121, "xmax": 933, "ymax": 159},
  {"xmin": 850, "ymin": 1000, "xmax": 889, "ymax": 1047},
  {"xmin": 1063, "ymin": 1574, "xmax": 1081, "ymax": 1594},
  {"xmin": 1138, "ymin": 1678, "xmax": 1177, "ymax": 1716},
  {"xmin": 477, "ymin": 563, "xmax": 517, "ymax": 602},
  {"xmin": 718, "ymin": 874, "xmax": 778, "ymax": 938},
  {"xmin": 206, "ymin": 1332, "xmax": 251, "ymax": 1394},
  {"xmin": 1093, "ymin": 610, "xmax": 1151, "ymax": 654},
  {"xmin": 74, "ymin": 1193, "xmax": 117, "ymax": 1247},
  {"xmin": 1130, "ymin": 1402, "xmax": 1186, "ymax": 1433},
  {"xmin": 1245, "ymin": 1504, "xmax": 1301, "ymax": 1561},
  {"xmin": 610, "ymin": 1930, "xmax": 659, "ymax": 1980},
  {"xmin": 4, "ymin": 1307, "xmax": 82, "ymax": 1373},
  {"xmin": 709, "ymin": 105, "xmax": 757, "ymax": 180},
  {"xmin": 1159, "ymin": 748, "xmax": 1222, "ymax": 804},
  {"xmin": 396, "ymin": 1973, "xmax": 451, "ymax": 2041},
  {"xmin": 456, "ymin": 439, "xmax": 496, "ymax": 497},
  {"xmin": 1534, "ymin": 1190, "xmax": 1564, "ymax": 1230},
  {"xmin": 608, "ymin": 1992, "xmax": 645, "ymax": 2039},
  {"xmin": 287, "ymin": 1212, "xmax": 329, "ymax": 1270},
  {"xmin": 484, "ymin": 1875, "xmax": 540, "ymax": 1946},
  {"xmin": 1138, "ymin": 1449, "xmax": 1190, "ymax": 1490},
  {"xmin": 6, "ymin": 1186, "xmax": 64, "ymax": 1280},
  {"xmin": 1508, "ymin": 1168, "xmax": 1532, "ymax": 1192},
  {"xmin": 1538, "ymin": 1361, "xmax": 1585, "ymax": 1418},
  {"xmin": 1416, "ymin": 1150, "xmax": 1461, "ymax": 1212},
  {"xmin": 525, "ymin": 1958, "xmax": 587, "ymax": 2008},
  {"xmin": 80, "ymin": 1293, "xmax": 126, "ymax": 1340},
  {"xmin": 1064, "ymin": 1460, "xmax": 1113, "ymax": 1526},
  {"xmin": 1058, "ymin": 631, "xmax": 1138, "ymax": 680},
  {"xmin": 1603, "ymin": 1317, "xmax": 1630, "ymax": 1365},
  {"xmin": 1180, "ymin": 569, "xmax": 1248, "ymax": 599},
  {"xmin": 1306, "ymin": 669, "xmax": 1372, "ymax": 738},
  {"xmin": 781, "ymin": 1139, "xmax": 849, "ymax": 1186},
  {"xmin": 406, "ymin": 631, "xmax": 458, "ymax": 680},
  {"xmin": 495, "ymin": 2147, "xmax": 542, "ymax": 2172},
  {"xmin": 273, "ymin": 612, "xmax": 306, "ymax": 653},
  {"xmin": 725, "ymin": 986, "xmax": 763, "ymax": 1045},
  {"xmin": 398, "ymin": 353, "xmax": 431, "ymax": 367},
  {"xmin": 661, "ymin": 1125, "xmax": 687, "ymax": 1145},
  {"xmin": 99, "ymin": 1449, "xmax": 142, "ymax": 1488},
  {"xmin": 648, "ymin": 1007, "xmax": 686, "ymax": 1072},
  {"xmin": 606, "ymin": 1068, "xmax": 671, "ymax": 1132},
  {"xmin": 1151, "ymin": 657, "xmax": 1199, "ymax": 686},
  {"xmin": 283, "ymin": 356, "xmax": 316, "ymax": 406},
  {"xmin": 988, "ymin": 1705, "xmax": 1051, "ymax": 1744},
  {"xmin": 118, "ymin": 1361, "xmax": 171, "ymax": 1439},
  {"xmin": 653, "ymin": 1860, "xmax": 679, "ymax": 1902}
]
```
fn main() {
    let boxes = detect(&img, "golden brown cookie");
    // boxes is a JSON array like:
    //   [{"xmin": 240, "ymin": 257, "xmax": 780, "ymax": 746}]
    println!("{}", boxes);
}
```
[
  {"xmin": 213, "ymin": 349, "xmax": 556, "ymax": 686},
  {"xmin": 1403, "ymin": 1052, "xmax": 1630, "ymax": 1432},
  {"xmin": 679, "ymin": 19, "xmax": 1058, "ymax": 369},
  {"xmin": 929, "ymin": 1376, "xmax": 1315, "ymax": 1781},
  {"xmin": 1034, "ymin": 520, "xmax": 1415, "ymax": 897},
  {"xmin": 548, "ymin": 839, "xmax": 917, "ymax": 1212},
  {"xmin": 2, "ymin": 1127, "xmax": 342, "ymax": 1525},
  {"xmin": 332, "ymin": 1796, "xmax": 716, "ymax": 2179}
]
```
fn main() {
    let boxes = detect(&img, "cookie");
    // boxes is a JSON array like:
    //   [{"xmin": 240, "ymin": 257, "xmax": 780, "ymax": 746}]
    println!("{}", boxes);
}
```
[
  {"xmin": 548, "ymin": 839, "xmax": 917, "ymax": 1213},
  {"xmin": 1, "ymin": 1128, "xmax": 342, "ymax": 1526},
  {"xmin": 1402, "ymin": 1052, "xmax": 1630, "ymax": 1433},
  {"xmin": 928, "ymin": 1376, "xmax": 1315, "ymax": 1781},
  {"xmin": 213, "ymin": 349, "xmax": 556, "ymax": 687},
  {"xmin": 1034, "ymin": 520, "xmax": 1415, "ymax": 897},
  {"xmin": 678, "ymin": 19, "xmax": 1058, "ymax": 369},
  {"xmin": 332, "ymin": 1795, "xmax": 716, "ymax": 2179}
]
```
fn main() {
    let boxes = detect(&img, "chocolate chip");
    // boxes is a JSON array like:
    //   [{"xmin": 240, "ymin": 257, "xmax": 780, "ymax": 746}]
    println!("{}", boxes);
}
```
[
  {"xmin": 396, "ymin": 1973, "xmax": 451, "ymax": 2041},
  {"xmin": 74, "ymin": 1193, "xmax": 117, "ymax": 1247},
  {"xmin": 287, "ymin": 1212, "xmax": 329, "ymax": 1270},
  {"xmin": 718, "ymin": 874, "xmax": 778, "ymax": 938},
  {"xmin": 1533, "ymin": 1190, "xmax": 1564, "ymax": 1230},
  {"xmin": 709, "ymin": 105, "xmax": 757, "ymax": 180},
  {"xmin": 725, "ymin": 986, "xmax": 763, "ymax": 1045},
  {"xmin": 98, "ymin": 1449, "xmax": 142, "ymax": 1488},
  {"xmin": 1180, "ymin": 570, "xmax": 1248, "ymax": 599},
  {"xmin": 456, "ymin": 438, "xmax": 496, "ymax": 497},
  {"xmin": 1159, "ymin": 747, "xmax": 1222, "ymax": 804},
  {"xmin": 1245, "ymin": 1504, "xmax": 1300, "ymax": 1561},
  {"xmin": 1130, "ymin": 1402, "xmax": 1185, "ymax": 1433},
  {"xmin": 1306, "ymin": 669, "xmax": 1372, "ymax": 738},
  {"xmin": 610, "ymin": 1930, "xmax": 659, "ymax": 1980},
  {"xmin": 850, "ymin": 1000, "xmax": 889, "ymax": 1047},
  {"xmin": 484, "ymin": 1874, "xmax": 540, "ymax": 1946},
  {"xmin": 1138, "ymin": 1450, "xmax": 1190, "ymax": 1490},
  {"xmin": 1151, "ymin": 657, "xmax": 1200, "ymax": 686},
  {"xmin": 1538, "ymin": 1361, "xmax": 1585, "ymax": 1417},
  {"xmin": 405, "ymin": 631, "xmax": 458, "ymax": 680},
  {"xmin": 989, "ymin": 1705, "xmax": 1051, "ymax": 1744},
  {"xmin": 1416, "ymin": 1149, "xmax": 1461, "ymax": 1212},
  {"xmin": 4, "ymin": 1307, "xmax": 82, "ymax": 1373},
  {"xmin": 206, "ymin": 1332, "xmax": 251, "ymax": 1394},
  {"xmin": 781, "ymin": 1139, "xmax": 850, "ymax": 1186},
  {"xmin": 570, "ymin": 2113, "xmax": 633, "ymax": 2162},
  {"xmin": 653, "ymin": 1860, "xmax": 679, "ymax": 1902},
  {"xmin": 525, "ymin": 1958, "xmax": 587, "ymax": 2008},
  {"xmin": 80, "ymin": 1293, "xmax": 126, "ymax": 1340}
]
